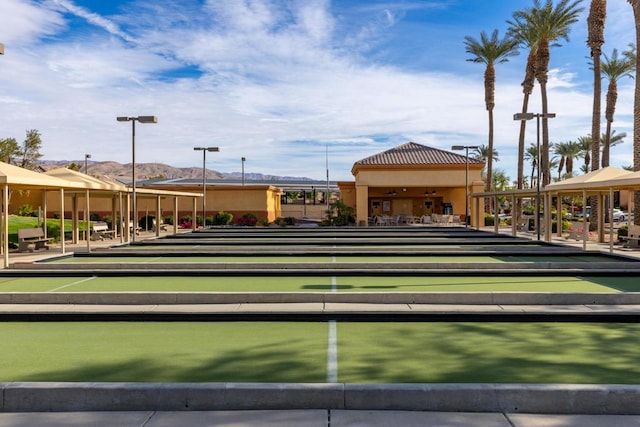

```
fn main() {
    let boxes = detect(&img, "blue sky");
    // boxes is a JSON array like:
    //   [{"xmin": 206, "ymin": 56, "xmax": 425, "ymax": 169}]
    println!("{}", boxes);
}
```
[{"xmin": 0, "ymin": 0, "xmax": 635, "ymax": 182}]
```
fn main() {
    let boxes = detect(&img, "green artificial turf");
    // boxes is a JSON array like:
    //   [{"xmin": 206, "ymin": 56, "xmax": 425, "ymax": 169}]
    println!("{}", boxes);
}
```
[
  {"xmin": 0, "ymin": 275, "xmax": 626, "ymax": 293},
  {"xmin": 0, "ymin": 322, "xmax": 327, "ymax": 382},
  {"xmin": 0, "ymin": 276, "xmax": 332, "ymax": 293},
  {"xmin": 3, "ymin": 321, "xmax": 640, "ymax": 384},
  {"xmin": 337, "ymin": 322, "xmax": 640, "ymax": 384},
  {"xmin": 330, "ymin": 276, "xmax": 618, "ymax": 292}
]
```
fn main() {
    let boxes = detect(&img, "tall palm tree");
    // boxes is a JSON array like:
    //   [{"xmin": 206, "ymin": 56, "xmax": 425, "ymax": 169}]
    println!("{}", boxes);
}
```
[
  {"xmin": 587, "ymin": 0, "xmax": 606, "ymax": 174},
  {"xmin": 464, "ymin": 29, "xmax": 518, "ymax": 193},
  {"xmin": 601, "ymin": 48, "xmax": 635, "ymax": 167},
  {"xmin": 514, "ymin": 0, "xmax": 584, "ymax": 186},
  {"xmin": 630, "ymin": 1, "xmax": 640, "ymax": 225},
  {"xmin": 507, "ymin": 15, "xmax": 540, "ymax": 191}
]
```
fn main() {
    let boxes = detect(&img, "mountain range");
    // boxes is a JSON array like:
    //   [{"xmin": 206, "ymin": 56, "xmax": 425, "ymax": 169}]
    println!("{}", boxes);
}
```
[{"xmin": 39, "ymin": 160, "xmax": 313, "ymax": 182}]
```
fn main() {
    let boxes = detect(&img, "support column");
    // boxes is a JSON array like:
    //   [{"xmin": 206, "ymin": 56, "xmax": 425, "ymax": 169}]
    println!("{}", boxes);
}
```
[
  {"xmin": 355, "ymin": 185, "xmax": 369, "ymax": 227},
  {"xmin": 156, "ymin": 195, "xmax": 161, "ymax": 237},
  {"xmin": 173, "ymin": 197, "xmax": 178, "ymax": 235},
  {"xmin": 3, "ymin": 185, "xmax": 9, "ymax": 268},
  {"xmin": 59, "ymin": 189, "xmax": 66, "ymax": 254},
  {"xmin": 192, "ymin": 198, "xmax": 197, "ymax": 231}
]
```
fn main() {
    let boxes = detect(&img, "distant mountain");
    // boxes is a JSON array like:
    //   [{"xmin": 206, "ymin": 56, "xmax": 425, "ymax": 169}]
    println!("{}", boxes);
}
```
[{"xmin": 38, "ymin": 160, "xmax": 313, "ymax": 182}]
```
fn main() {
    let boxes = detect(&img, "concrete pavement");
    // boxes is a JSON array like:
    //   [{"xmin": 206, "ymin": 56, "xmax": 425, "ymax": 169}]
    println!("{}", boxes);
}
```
[{"xmin": 1, "ymin": 410, "xmax": 640, "ymax": 426}]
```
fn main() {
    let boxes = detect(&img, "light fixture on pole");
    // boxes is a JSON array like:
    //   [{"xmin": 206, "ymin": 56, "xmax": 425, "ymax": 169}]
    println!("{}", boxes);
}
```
[
  {"xmin": 241, "ymin": 157, "xmax": 246, "ymax": 186},
  {"xmin": 451, "ymin": 145, "xmax": 479, "ymax": 228},
  {"xmin": 116, "ymin": 115, "xmax": 157, "ymax": 242},
  {"xmin": 84, "ymin": 154, "xmax": 91, "ymax": 175},
  {"xmin": 513, "ymin": 112, "xmax": 556, "ymax": 240},
  {"xmin": 194, "ymin": 147, "xmax": 219, "ymax": 228}
]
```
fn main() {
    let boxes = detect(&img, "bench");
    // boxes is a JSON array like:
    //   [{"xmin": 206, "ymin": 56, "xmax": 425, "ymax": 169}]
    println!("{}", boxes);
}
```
[
  {"xmin": 91, "ymin": 221, "xmax": 116, "ymax": 241},
  {"xmin": 17, "ymin": 228, "xmax": 52, "ymax": 252},
  {"xmin": 568, "ymin": 222, "xmax": 590, "ymax": 241},
  {"xmin": 623, "ymin": 225, "xmax": 640, "ymax": 249}
]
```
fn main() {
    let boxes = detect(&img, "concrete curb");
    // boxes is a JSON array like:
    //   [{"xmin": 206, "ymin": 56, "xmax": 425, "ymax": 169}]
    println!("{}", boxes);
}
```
[
  {"xmin": 9, "ymin": 262, "xmax": 640, "ymax": 271},
  {"xmin": 2, "ymin": 383, "xmax": 640, "ymax": 414},
  {"xmin": 2, "ymin": 292, "xmax": 640, "ymax": 305}
]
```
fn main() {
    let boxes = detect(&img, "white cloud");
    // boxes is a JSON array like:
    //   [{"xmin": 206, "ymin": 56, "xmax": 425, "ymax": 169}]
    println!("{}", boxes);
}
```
[{"xmin": 0, "ymin": 0, "xmax": 636, "ymax": 182}]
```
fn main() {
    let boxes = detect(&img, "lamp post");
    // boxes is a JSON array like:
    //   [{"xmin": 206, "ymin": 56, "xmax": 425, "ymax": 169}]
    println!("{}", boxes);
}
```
[
  {"xmin": 84, "ymin": 154, "xmax": 91, "ymax": 175},
  {"xmin": 451, "ymin": 145, "xmax": 479, "ymax": 228},
  {"xmin": 513, "ymin": 112, "xmax": 556, "ymax": 240},
  {"xmin": 116, "ymin": 115, "xmax": 157, "ymax": 242},
  {"xmin": 194, "ymin": 147, "xmax": 219, "ymax": 228},
  {"xmin": 241, "ymin": 157, "xmax": 246, "ymax": 186}
]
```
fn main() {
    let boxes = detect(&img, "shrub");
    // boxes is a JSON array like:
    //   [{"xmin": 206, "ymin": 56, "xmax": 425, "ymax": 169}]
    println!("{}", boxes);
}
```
[
  {"xmin": 163, "ymin": 215, "xmax": 173, "ymax": 225},
  {"xmin": 89, "ymin": 213, "xmax": 101, "ymax": 221},
  {"xmin": 484, "ymin": 214, "xmax": 495, "ymax": 226},
  {"xmin": 237, "ymin": 213, "xmax": 258, "ymax": 226},
  {"xmin": 213, "ymin": 211, "xmax": 233, "ymax": 226},
  {"xmin": 259, "ymin": 218, "xmax": 270, "ymax": 227},
  {"xmin": 17, "ymin": 204, "xmax": 37, "ymax": 217}
]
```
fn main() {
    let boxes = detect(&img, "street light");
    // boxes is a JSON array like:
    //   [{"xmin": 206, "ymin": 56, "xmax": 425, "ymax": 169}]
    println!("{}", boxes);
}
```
[
  {"xmin": 513, "ymin": 112, "xmax": 556, "ymax": 240},
  {"xmin": 116, "ymin": 115, "xmax": 157, "ymax": 242},
  {"xmin": 194, "ymin": 147, "xmax": 219, "ymax": 228},
  {"xmin": 84, "ymin": 154, "xmax": 91, "ymax": 175},
  {"xmin": 241, "ymin": 157, "xmax": 246, "ymax": 186},
  {"xmin": 452, "ymin": 145, "xmax": 479, "ymax": 228}
]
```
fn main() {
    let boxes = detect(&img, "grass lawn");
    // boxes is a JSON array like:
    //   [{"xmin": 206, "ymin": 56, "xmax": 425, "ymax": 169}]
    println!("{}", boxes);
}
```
[{"xmin": 7, "ymin": 215, "xmax": 88, "ymax": 244}]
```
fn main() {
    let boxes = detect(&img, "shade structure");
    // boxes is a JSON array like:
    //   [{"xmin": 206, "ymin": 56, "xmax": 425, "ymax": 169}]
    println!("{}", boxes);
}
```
[{"xmin": 545, "ymin": 167, "xmax": 633, "ymax": 192}]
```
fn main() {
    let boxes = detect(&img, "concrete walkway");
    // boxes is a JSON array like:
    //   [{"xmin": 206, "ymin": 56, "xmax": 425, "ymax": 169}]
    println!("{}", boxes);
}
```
[{"xmin": 1, "ymin": 410, "xmax": 640, "ymax": 426}]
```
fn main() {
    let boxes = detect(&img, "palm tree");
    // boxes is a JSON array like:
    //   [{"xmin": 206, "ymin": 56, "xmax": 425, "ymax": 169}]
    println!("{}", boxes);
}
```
[
  {"xmin": 601, "ymin": 48, "xmax": 635, "ymax": 167},
  {"xmin": 513, "ymin": 0, "xmax": 584, "ymax": 186},
  {"xmin": 554, "ymin": 140, "xmax": 583, "ymax": 179},
  {"xmin": 587, "ymin": 0, "xmax": 606, "ymax": 174},
  {"xmin": 464, "ymin": 29, "xmax": 518, "ymax": 193},
  {"xmin": 471, "ymin": 144, "xmax": 499, "ymax": 180},
  {"xmin": 577, "ymin": 135, "xmax": 592, "ymax": 173},
  {"xmin": 525, "ymin": 143, "xmax": 540, "ymax": 189},
  {"xmin": 630, "ymin": 1, "xmax": 640, "ymax": 225},
  {"xmin": 507, "ymin": 15, "xmax": 540, "ymax": 191}
]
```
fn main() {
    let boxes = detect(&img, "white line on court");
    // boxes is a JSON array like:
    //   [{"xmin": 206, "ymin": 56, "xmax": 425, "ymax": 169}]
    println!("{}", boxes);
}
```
[
  {"xmin": 327, "ymin": 320, "xmax": 338, "ymax": 383},
  {"xmin": 48, "ymin": 276, "xmax": 97, "ymax": 292}
]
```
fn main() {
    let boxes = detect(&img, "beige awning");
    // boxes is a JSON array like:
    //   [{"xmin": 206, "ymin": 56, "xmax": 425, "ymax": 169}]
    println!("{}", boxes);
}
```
[
  {"xmin": 545, "ymin": 167, "xmax": 633, "ymax": 192},
  {"xmin": 0, "ymin": 161, "xmax": 84, "ymax": 189},
  {"xmin": 44, "ymin": 168, "xmax": 129, "ymax": 192}
]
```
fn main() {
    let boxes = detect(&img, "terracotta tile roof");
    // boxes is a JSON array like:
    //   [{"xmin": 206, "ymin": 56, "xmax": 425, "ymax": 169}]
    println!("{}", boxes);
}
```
[{"xmin": 354, "ymin": 142, "xmax": 484, "ymax": 166}]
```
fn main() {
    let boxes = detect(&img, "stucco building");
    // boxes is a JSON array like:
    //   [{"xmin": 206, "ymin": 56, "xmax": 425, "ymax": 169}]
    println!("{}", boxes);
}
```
[{"xmin": 338, "ymin": 142, "xmax": 485, "ymax": 226}]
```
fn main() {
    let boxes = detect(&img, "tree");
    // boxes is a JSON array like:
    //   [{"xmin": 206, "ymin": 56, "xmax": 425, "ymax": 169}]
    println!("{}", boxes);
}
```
[
  {"xmin": 0, "ymin": 137, "xmax": 20, "ymax": 164},
  {"xmin": 514, "ymin": 0, "xmax": 584, "ymax": 186},
  {"xmin": 67, "ymin": 162, "xmax": 81, "ymax": 171},
  {"xmin": 554, "ymin": 140, "xmax": 583, "ymax": 178},
  {"xmin": 587, "ymin": 0, "xmax": 606, "ymax": 174},
  {"xmin": 600, "ymin": 48, "xmax": 635, "ymax": 167},
  {"xmin": 630, "ymin": 1, "xmax": 640, "ymax": 225},
  {"xmin": 507, "ymin": 14, "xmax": 540, "ymax": 192},
  {"xmin": 577, "ymin": 135, "xmax": 592, "ymax": 173},
  {"xmin": 471, "ymin": 144, "xmax": 499, "ymax": 180},
  {"xmin": 525, "ymin": 143, "xmax": 540, "ymax": 189},
  {"xmin": 464, "ymin": 29, "xmax": 518, "ymax": 193},
  {"xmin": 18, "ymin": 129, "xmax": 43, "ymax": 171}
]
